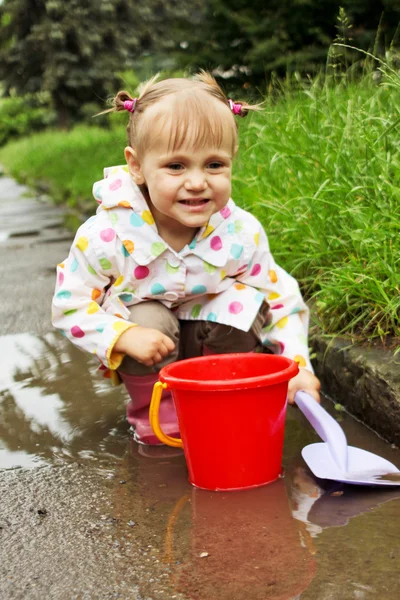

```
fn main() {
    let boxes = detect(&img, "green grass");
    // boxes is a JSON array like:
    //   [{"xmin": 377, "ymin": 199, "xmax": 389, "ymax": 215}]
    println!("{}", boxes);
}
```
[{"xmin": 0, "ymin": 80, "xmax": 399, "ymax": 344}]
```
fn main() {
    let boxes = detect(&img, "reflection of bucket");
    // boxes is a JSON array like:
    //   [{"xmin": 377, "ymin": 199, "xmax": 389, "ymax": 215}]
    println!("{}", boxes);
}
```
[{"xmin": 150, "ymin": 353, "xmax": 298, "ymax": 491}]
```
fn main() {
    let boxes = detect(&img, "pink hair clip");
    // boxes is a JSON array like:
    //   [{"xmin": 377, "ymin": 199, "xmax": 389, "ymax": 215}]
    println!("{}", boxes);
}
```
[
  {"xmin": 123, "ymin": 98, "xmax": 137, "ymax": 114},
  {"xmin": 229, "ymin": 99, "xmax": 243, "ymax": 116}
]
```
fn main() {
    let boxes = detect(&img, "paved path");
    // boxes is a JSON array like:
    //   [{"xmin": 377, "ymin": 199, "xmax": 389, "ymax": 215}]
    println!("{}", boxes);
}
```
[{"xmin": 0, "ymin": 175, "xmax": 72, "ymax": 335}]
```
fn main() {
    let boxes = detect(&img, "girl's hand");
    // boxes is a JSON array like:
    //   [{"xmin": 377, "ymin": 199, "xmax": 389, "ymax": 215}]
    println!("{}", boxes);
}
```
[
  {"xmin": 114, "ymin": 326, "xmax": 175, "ymax": 367},
  {"xmin": 287, "ymin": 369, "xmax": 321, "ymax": 405}
]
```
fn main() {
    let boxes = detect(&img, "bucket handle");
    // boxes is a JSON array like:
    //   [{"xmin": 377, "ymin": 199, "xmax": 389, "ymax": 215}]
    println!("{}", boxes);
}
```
[{"xmin": 149, "ymin": 382, "xmax": 183, "ymax": 448}]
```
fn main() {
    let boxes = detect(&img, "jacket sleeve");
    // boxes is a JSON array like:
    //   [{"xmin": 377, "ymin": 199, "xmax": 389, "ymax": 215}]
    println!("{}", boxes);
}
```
[
  {"xmin": 51, "ymin": 219, "xmax": 135, "ymax": 370},
  {"xmin": 237, "ymin": 225, "xmax": 313, "ymax": 372}
]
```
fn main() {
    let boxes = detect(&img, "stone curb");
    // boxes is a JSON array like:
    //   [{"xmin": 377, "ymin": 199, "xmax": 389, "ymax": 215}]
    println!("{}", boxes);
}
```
[{"xmin": 311, "ymin": 335, "xmax": 400, "ymax": 445}]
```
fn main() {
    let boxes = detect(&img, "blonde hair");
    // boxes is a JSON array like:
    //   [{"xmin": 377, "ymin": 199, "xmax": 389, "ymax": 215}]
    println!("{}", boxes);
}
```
[{"xmin": 103, "ymin": 71, "xmax": 261, "ymax": 157}]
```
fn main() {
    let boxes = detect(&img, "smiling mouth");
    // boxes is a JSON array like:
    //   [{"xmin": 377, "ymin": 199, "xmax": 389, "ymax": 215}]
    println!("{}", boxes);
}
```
[{"xmin": 178, "ymin": 199, "xmax": 210, "ymax": 206}]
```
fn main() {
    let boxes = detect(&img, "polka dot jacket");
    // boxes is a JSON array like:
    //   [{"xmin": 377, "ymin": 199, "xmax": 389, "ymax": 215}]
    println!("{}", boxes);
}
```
[{"xmin": 52, "ymin": 165, "xmax": 313, "ymax": 379}]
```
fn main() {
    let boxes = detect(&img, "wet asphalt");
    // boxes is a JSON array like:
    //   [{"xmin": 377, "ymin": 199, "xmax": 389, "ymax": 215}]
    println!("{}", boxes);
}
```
[{"xmin": 1, "ymin": 173, "xmax": 400, "ymax": 600}]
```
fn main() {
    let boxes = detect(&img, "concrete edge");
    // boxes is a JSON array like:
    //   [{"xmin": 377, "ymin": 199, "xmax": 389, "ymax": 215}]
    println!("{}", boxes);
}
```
[{"xmin": 311, "ymin": 335, "xmax": 400, "ymax": 445}]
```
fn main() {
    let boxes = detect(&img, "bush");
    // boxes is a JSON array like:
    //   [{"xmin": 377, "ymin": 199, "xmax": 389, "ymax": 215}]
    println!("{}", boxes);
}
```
[{"xmin": 0, "ymin": 94, "xmax": 56, "ymax": 147}]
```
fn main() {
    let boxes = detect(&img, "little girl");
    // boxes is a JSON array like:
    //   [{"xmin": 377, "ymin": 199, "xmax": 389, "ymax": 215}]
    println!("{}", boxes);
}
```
[{"xmin": 52, "ymin": 72, "xmax": 320, "ymax": 445}]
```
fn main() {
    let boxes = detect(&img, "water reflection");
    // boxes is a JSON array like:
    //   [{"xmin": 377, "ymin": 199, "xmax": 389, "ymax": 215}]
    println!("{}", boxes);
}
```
[
  {"xmin": 0, "ymin": 332, "xmax": 128, "ymax": 469},
  {"xmin": 289, "ymin": 464, "xmax": 400, "ymax": 534},
  {"xmin": 115, "ymin": 443, "xmax": 316, "ymax": 600}
]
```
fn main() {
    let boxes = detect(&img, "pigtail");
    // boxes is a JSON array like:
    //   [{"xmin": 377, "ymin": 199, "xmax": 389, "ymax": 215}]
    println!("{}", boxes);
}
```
[
  {"xmin": 194, "ymin": 69, "xmax": 263, "ymax": 118},
  {"xmin": 95, "ymin": 91, "xmax": 136, "ymax": 116},
  {"xmin": 230, "ymin": 99, "xmax": 264, "ymax": 118}
]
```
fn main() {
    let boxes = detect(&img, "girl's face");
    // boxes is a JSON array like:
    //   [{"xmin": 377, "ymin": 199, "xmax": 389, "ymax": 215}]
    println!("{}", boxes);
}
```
[{"xmin": 125, "ymin": 97, "xmax": 234, "ymax": 238}]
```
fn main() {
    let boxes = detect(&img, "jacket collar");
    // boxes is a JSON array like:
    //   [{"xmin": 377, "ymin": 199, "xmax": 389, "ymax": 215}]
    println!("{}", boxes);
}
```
[{"xmin": 95, "ymin": 166, "xmax": 236, "ymax": 267}]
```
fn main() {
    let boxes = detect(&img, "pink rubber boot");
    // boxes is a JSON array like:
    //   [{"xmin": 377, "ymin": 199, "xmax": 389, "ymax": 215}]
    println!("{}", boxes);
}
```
[{"xmin": 119, "ymin": 372, "xmax": 180, "ymax": 445}]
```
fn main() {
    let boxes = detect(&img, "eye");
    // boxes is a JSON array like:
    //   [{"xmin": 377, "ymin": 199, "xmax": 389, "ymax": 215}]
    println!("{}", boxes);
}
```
[
  {"xmin": 167, "ymin": 163, "xmax": 184, "ymax": 171},
  {"xmin": 208, "ymin": 162, "xmax": 224, "ymax": 170}
]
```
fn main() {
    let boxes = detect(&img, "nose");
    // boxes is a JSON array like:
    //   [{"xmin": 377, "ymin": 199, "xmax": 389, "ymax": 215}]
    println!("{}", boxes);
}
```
[{"xmin": 184, "ymin": 169, "xmax": 207, "ymax": 192}]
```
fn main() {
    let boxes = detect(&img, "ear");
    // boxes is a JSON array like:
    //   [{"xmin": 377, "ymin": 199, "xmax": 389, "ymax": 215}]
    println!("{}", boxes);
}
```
[{"xmin": 124, "ymin": 146, "xmax": 146, "ymax": 185}]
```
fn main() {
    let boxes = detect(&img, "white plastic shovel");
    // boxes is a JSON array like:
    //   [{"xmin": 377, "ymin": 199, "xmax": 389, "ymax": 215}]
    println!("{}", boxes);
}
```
[{"xmin": 294, "ymin": 391, "xmax": 400, "ymax": 487}]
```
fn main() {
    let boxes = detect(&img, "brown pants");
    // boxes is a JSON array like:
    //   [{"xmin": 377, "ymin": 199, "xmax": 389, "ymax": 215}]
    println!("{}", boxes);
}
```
[{"xmin": 119, "ymin": 301, "xmax": 270, "ymax": 376}]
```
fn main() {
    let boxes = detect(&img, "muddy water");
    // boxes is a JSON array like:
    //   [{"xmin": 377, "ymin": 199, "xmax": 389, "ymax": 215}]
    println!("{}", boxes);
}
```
[{"xmin": 1, "ymin": 332, "xmax": 400, "ymax": 599}]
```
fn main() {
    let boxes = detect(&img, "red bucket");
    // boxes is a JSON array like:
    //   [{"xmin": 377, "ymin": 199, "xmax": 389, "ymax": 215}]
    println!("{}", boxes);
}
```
[{"xmin": 149, "ymin": 353, "xmax": 298, "ymax": 491}]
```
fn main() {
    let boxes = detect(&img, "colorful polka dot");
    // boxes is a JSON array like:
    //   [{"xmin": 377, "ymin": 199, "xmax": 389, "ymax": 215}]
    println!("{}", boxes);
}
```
[
  {"xmin": 229, "ymin": 301, "xmax": 243, "ymax": 315},
  {"xmin": 92, "ymin": 289, "xmax": 101, "ymax": 300},
  {"xmin": 276, "ymin": 316, "xmax": 288, "ymax": 329},
  {"xmin": 220, "ymin": 269, "xmax": 226, "ymax": 280},
  {"xmin": 191, "ymin": 304, "xmax": 202, "ymax": 318},
  {"xmin": 118, "ymin": 200, "xmax": 131, "ymax": 208},
  {"xmin": 96, "ymin": 324, "xmax": 105, "ymax": 333},
  {"xmin": 113, "ymin": 321, "xmax": 129, "ymax": 332},
  {"xmin": 234, "ymin": 220, "xmax": 244, "ymax": 233},
  {"xmin": 119, "ymin": 293, "xmax": 133, "ymax": 302},
  {"xmin": 268, "ymin": 292, "xmax": 280, "ymax": 300},
  {"xmin": 220, "ymin": 205, "xmax": 231, "ymax": 219},
  {"xmin": 254, "ymin": 233, "xmax": 260, "ymax": 246},
  {"xmin": 87, "ymin": 302, "xmax": 100, "ymax": 314},
  {"xmin": 234, "ymin": 283, "xmax": 246, "ymax": 290},
  {"xmin": 268, "ymin": 269, "xmax": 278, "ymax": 283},
  {"xmin": 70, "ymin": 258, "xmax": 78, "ymax": 272},
  {"xmin": 294, "ymin": 355, "xmax": 307, "ymax": 368},
  {"xmin": 142, "ymin": 210, "xmax": 154, "ymax": 225},
  {"xmin": 207, "ymin": 312, "xmax": 217, "ymax": 322},
  {"xmin": 291, "ymin": 307, "xmax": 301, "ymax": 315},
  {"xmin": 130, "ymin": 213, "xmax": 145, "ymax": 227},
  {"xmin": 166, "ymin": 262, "xmax": 179, "ymax": 274},
  {"xmin": 230, "ymin": 244, "xmax": 243, "ymax": 259},
  {"xmin": 227, "ymin": 224, "xmax": 235, "ymax": 234},
  {"xmin": 122, "ymin": 240, "xmax": 134, "ymax": 255},
  {"xmin": 254, "ymin": 292, "xmax": 265, "ymax": 303},
  {"xmin": 192, "ymin": 285, "xmax": 207, "ymax": 294},
  {"xmin": 203, "ymin": 261, "xmax": 217, "ymax": 274},
  {"xmin": 202, "ymin": 224, "xmax": 215, "ymax": 239},
  {"xmin": 134, "ymin": 266, "xmax": 149, "ymax": 280},
  {"xmin": 210, "ymin": 236, "xmax": 223, "ymax": 251},
  {"xmin": 151, "ymin": 283, "xmax": 166, "ymax": 295},
  {"xmin": 151, "ymin": 242, "xmax": 166, "ymax": 257},
  {"xmin": 58, "ymin": 272, "xmax": 64, "ymax": 286},
  {"xmin": 99, "ymin": 258, "xmax": 112, "ymax": 270},
  {"xmin": 109, "ymin": 213, "xmax": 118, "ymax": 226},
  {"xmin": 109, "ymin": 178, "xmax": 122, "ymax": 191},
  {"xmin": 94, "ymin": 185, "xmax": 102, "ymax": 201},
  {"xmin": 189, "ymin": 237, "xmax": 197, "ymax": 249},
  {"xmin": 76, "ymin": 237, "xmax": 88, "ymax": 252},
  {"xmin": 115, "ymin": 276, "xmax": 124, "ymax": 287},
  {"xmin": 57, "ymin": 263, "xmax": 65, "ymax": 269},
  {"xmin": 56, "ymin": 290, "xmax": 72, "ymax": 300},
  {"xmin": 100, "ymin": 228, "xmax": 116, "ymax": 243},
  {"xmin": 71, "ymin": 325, "xmax": 85, "ymax": 338},
  {"xmin": 63, "ymin": 309, "xmax": 77, "ymax": 316},
  {"xmin": 250, "ymin": 263, "xmax": 261, "ymax": 277},
  {"xmin": 88, "ymin": 264, "xmax": 97, "ymax": 275}
]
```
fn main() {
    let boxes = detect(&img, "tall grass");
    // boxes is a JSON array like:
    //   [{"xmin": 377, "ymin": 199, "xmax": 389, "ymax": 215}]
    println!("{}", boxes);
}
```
[
  {"xmin": 235, "ymin": 76, "xmax": 399, "ymax": 343},
  {"xmin": 0, "ymin": 77, "xmax": 399, "ymax": 343}
]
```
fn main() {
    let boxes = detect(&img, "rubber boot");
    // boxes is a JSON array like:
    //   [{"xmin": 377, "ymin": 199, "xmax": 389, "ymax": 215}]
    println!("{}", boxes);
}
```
[{"xmin": 119, "ymin": 372, "xmax": 180, "ymax": 445}]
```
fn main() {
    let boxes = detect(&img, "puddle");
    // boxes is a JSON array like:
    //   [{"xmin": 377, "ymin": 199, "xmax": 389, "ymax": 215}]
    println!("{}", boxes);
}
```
[
  {"xmin": 1, "ymin": 331, "xmax": 400, "ymax": 598},
  {"xmin": 0, "ymin": 332, "xmax": 128, "ymax": 470}
]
